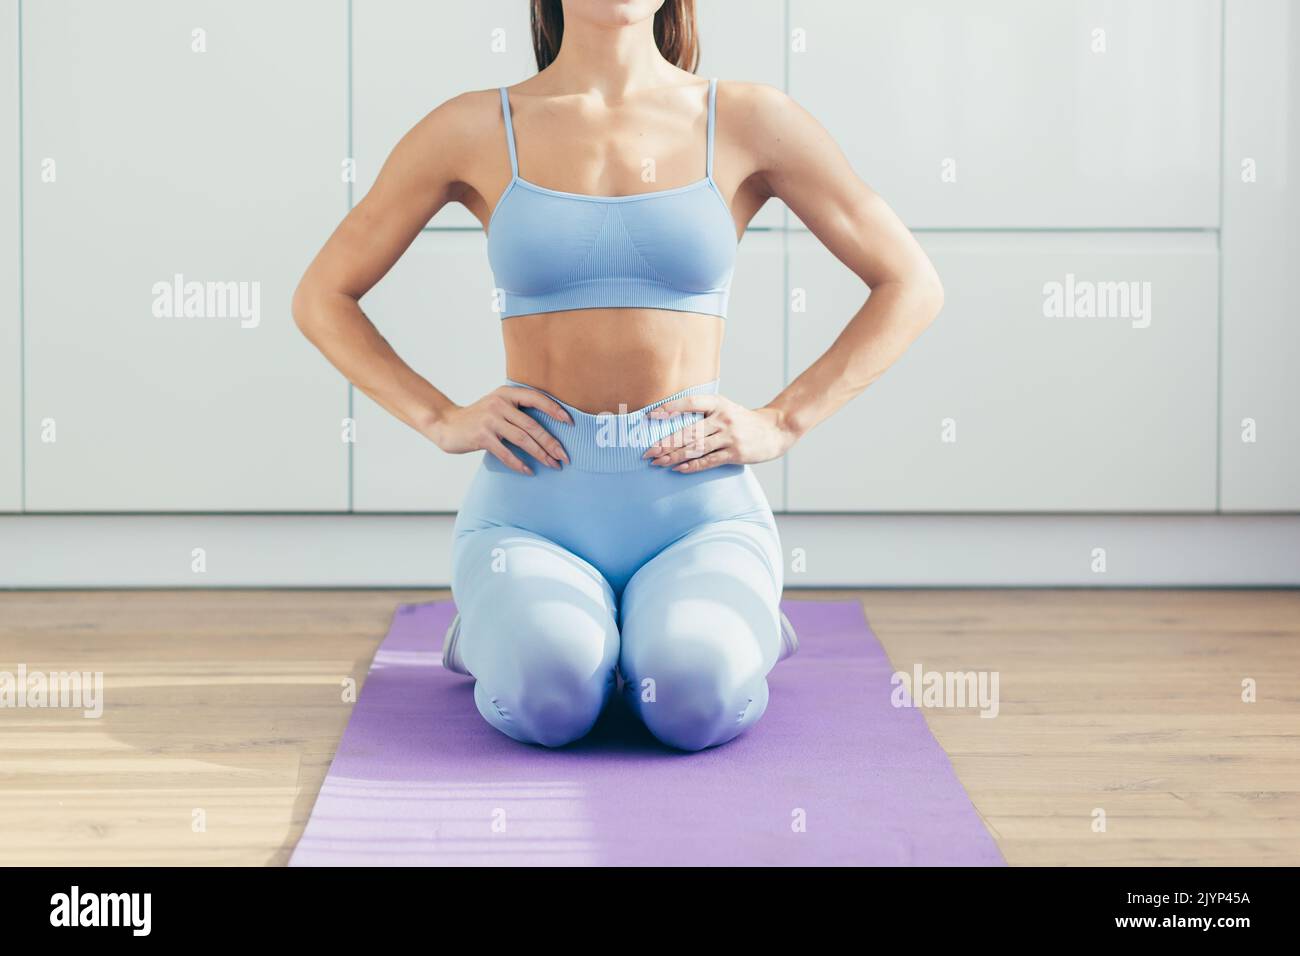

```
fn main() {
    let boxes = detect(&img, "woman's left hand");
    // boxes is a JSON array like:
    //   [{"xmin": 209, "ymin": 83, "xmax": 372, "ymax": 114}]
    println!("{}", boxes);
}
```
[{"xmin": 642, "ymin": 394, "xmax": 799, "ymax": 473}]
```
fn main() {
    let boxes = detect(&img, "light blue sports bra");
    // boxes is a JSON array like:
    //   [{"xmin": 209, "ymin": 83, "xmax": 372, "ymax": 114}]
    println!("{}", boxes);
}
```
[{"xmin": 486, "ymin": 78, "xmax": 737, "ymax": 321}]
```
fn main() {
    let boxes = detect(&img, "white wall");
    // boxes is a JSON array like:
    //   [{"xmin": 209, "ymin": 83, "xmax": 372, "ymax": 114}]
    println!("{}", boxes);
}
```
[
  {"xmin": 788, "ymin": 0, "xmax": 1222, "ymax": 228},
  {"xmin": 1, "ymin": 0, "xmax": 1297, "ymax": 586},
  {"xmin": 0, "ymin": 0, "xmax": 18, "ymax": 512},
  {"xmin": 2, "ymin": 513, "xmax": 1297, "ymax": 588},
  {"xmin": 1220, "ymin": 0, "xmax": 1300, "ymax": 510},
  {"xmin": 21, "ymin": 0, "xmax": 350, "ymax": 511},
  {"xmin": 789, "ymin": 232, "xmax": 1219, "ymax": 511}
]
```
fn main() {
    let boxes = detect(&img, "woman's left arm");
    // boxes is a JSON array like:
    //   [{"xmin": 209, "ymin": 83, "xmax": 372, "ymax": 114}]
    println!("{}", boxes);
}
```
[{"xmin": 646, "ymin": 83, "xmax": 944, "ymax": 472}]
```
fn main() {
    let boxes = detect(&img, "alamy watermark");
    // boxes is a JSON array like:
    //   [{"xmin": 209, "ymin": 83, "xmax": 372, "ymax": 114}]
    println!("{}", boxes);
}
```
[
  {"xmin": 891, "ymin": 663, "xmax": 999, "ymax": 718},
  {"xmin": 50, "ymin": 886, "xmax": 150, "ymax": 936},
  {"xmin": 151, "ymin": 273, "xmax": 261, "ymax": 328},
  {"xmin": 594, "ymin": 407, "xmax": 704, "ymax": 450},
  {"xmin": 0, "ymin": 665, "xmax": 103, "ymax": 718},
  {"xmin": 1042, "ymin": 273, "xmax": 1151, "ymax": 328}
]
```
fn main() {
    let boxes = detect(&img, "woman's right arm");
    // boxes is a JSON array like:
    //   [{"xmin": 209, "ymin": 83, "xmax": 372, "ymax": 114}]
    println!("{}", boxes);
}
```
[{"xmin": 291, "ymin": 93, "xmax": 570, "ymax": 475}]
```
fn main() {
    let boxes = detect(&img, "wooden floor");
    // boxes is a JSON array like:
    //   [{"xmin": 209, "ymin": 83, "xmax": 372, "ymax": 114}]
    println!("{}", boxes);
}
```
[{"xmin": 0, "ymin": 589, "xmax": 1297, "ymax": 866}]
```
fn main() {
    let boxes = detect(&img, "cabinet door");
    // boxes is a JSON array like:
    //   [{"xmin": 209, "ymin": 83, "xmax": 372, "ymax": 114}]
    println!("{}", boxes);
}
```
[
  {"xmin": 724, "ymin": 233, "xmax": 785, "ymax": 508},
  {"xmin": 352, "ymin": 0, "xmax": 534, "ymax": 229},
  {"xmin": 0, "ymin": 0, "xmax": 17, "ymax": 511},
  {"xmin": 23, "ymin": 0, "xmax": 349, "ymax": 510},
  {"xmin": 696, "ymin": 0, "xmax": 786, "ymax": 230},
  {"xmin": 1220, "ymin": 0, "xmax": 1300, "ymax": 510},
  {"xmin": 788, "ymin": 0, "xmax": 1221, "ymax": 228},
  {"xmin": 786, "ymin": 232, "xmax": 1218, "ymax": 511},
  {"xmin": 352, "ymin": 233, "xmax": 504, "ymax": 511}
]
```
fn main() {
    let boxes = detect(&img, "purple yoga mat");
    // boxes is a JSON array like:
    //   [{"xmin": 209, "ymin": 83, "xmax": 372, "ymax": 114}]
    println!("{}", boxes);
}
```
[{"xmin": 291, "ymin": 600, "xmax": 1004, "ymax": 866}]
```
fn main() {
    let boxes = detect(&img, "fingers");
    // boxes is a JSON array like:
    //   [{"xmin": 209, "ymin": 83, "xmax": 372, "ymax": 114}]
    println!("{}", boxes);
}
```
[
  {"xmin": 647, "ymin": 394, "xmax": 719, "ymax": 420},
  {"xmin": 500, "ymin": 421, "xmax": 564, "ymax": 470},
  {"xmin": 647, "ymin": 429, "xmax": 727, "ymax": 468},
  {"xmin": 642, "ymin": 418, "xmax": 721, "ymax": 462},
  {"xmin": 505, "ymin": 387, "xmax": 574, "ymax": 425},
  {"xmin": 672, "ymin": 449, "xmax": 735, "ymax": 473},
  {"xmin": 485, "ymin": 436, "xmax": 532, "ymax": 476},
  {"xmin": 478, "ymin": 388, "xmax": 570, "ymax": 471},
  {"xmin": 503, "ymin": 407, "xmax": 569, "ymax": 466}
]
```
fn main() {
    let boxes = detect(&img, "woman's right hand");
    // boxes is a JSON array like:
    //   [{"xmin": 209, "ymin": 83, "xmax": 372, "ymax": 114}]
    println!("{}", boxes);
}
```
[{"xmin": 429, "ymin": 386, "xmax": 573, "ymax": 475}]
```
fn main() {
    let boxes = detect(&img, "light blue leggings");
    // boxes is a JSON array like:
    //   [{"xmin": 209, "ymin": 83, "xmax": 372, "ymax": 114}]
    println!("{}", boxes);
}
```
[{"xmin": 450, "ymin": 380, "xmax": 784, "ymax": 752}]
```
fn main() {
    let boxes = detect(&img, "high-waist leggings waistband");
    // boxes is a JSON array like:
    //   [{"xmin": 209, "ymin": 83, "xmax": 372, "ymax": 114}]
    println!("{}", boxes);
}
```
[{"xmin": 504, "ymin": 379, "xmax": 721, "ymax": 473}]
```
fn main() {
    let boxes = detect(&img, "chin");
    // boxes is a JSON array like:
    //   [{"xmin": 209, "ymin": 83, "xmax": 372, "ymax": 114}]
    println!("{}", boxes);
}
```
[{"xmin": 568, "ymin": 0, "xmax": 665, "ymax": 29}]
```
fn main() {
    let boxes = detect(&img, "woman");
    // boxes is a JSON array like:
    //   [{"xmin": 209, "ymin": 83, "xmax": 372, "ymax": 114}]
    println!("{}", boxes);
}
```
[{"xmin": 293, "ymin": 0, "xmax": 942, "ymax": 752}]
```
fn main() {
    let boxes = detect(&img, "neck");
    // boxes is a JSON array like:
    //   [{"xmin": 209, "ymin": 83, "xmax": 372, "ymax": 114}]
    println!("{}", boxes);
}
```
[{"xmin": 547, "ymin": 13, "xmax": 672, "ymax": 99}]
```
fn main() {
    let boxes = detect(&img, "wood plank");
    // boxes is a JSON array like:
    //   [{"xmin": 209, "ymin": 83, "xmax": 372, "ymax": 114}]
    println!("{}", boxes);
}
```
[{"xmin": 0, "ymin": 588, "xmax": 1297, "ymax": 866}]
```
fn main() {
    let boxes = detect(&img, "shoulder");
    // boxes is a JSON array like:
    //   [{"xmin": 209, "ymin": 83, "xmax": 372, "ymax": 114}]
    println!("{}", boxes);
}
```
[
  {"xmin": 403, "ymin": 88, "xmax": 505, "ymax": 147},
  {"xmin": 713, "ymin": 80, "xmax": 832, "ymax": 168},
  {"xmin": 377, "ymin": 88, "xmax": 508, "ymax": 190},
  {"xmin": 713, "ymin": 80, "xmax": 807, "ymax": 130}
]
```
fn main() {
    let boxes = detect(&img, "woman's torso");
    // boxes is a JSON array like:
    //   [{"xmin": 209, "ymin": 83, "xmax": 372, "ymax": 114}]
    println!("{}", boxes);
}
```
[{"xmin": 456, "ymin": 76, "xmax": 764, "ymax": 413}]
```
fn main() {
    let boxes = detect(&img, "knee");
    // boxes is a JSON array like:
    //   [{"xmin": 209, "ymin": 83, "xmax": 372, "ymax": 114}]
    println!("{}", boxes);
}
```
[
  {"xmin": 627, "ymin": 640, "xmax": 768, "ymax": 752},
  {"xmin": 516, "ymin": 667, "xmax": 611, "ymax": 747},
  {"xmin": 476, "ymin": 630, "xmax": 617, "ymax": 748}
]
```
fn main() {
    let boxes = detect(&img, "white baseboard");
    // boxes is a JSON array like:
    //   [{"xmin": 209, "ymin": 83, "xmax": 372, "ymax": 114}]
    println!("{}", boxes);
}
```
[{"xmin": 1, "ymin": 513, "xmax": 1298, "ymax": 588}]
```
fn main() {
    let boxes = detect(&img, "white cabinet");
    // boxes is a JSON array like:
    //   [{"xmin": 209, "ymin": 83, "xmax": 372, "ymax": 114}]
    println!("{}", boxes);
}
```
[
  {"xmin": 22, "ymin": 0, "xmax": 349, "ymax": 510},
  {"xmin": 786, "ymin": 231, "xmax": 1218, "ymax": 511},
  {"xmin": 788, "ymin": 0, "xmax": 1221, "ymax": 229},
  {"xmin": 1220, "ymin": 0, "xmax": 1300, "ymax": 511},
  {"xmin": 0, "ymin": 0, "xmax": 18, "ymax": 511},
  {"xmin": 352, "ymin": 0, "xmax": 534, "ymax": 229},
  {"xmin": 724, "ymin": 233, "xmax": 785, "ymax": 508},
  {"xmin": 352, "ymin": 232, "xmax": 786, "ymax": 512},
  {"xmin": 352, "ymin": 232, "xmax": 504, "ymax": 511},
  {"xmin": 696, "ymin": 0, "xmax": 786, "ymax": 230}
]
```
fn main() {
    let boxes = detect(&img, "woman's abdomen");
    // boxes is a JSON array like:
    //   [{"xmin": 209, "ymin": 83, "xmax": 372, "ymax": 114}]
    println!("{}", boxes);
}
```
[{"xmin": 500, "ymin": 308, "xmax": 724, "ymax": 413}]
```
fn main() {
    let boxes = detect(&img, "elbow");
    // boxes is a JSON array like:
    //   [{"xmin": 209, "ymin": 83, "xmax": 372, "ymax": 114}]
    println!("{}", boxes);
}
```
[
  {"xmin": 913, "ymin": 271, "xmax": 944, "ymax": 327},
  {"xmin": 927, "ymin": 277, "xmax": 945, "ymax": 321},
  {"xmin": 291, "ymin": 280, "xmax": 324, "ymax": 336}
]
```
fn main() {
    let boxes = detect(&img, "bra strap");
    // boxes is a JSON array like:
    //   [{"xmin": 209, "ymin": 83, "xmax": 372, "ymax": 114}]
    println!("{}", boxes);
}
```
[
  {"xmin": 706, "ymin": 77, "xmax": 718, "ymax": 179},
  {"xmin": 499, "ymin": 87, "xmax": 519, "ymax": 178}
]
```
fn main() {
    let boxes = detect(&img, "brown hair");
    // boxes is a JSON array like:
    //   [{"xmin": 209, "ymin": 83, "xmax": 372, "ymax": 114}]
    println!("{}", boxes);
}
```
[{"xmin": 530, "ymin": 1, "xmax": 700, "ymax": 73}]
